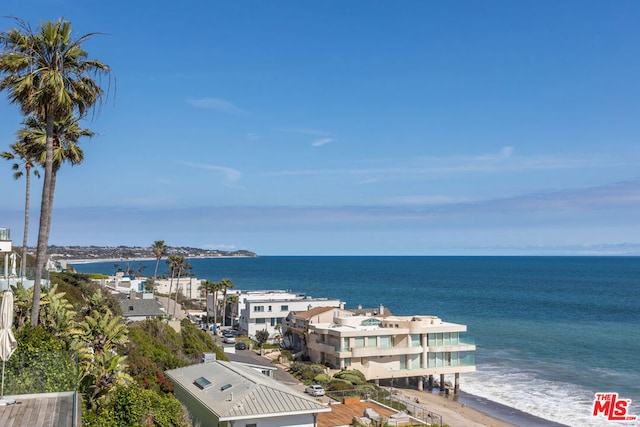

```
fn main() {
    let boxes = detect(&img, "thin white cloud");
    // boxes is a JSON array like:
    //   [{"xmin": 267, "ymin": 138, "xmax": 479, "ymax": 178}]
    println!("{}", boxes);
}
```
[
  {"xmin": 311, "ymin": 138, "xmax": 334, "ymax": 147},
  {"xmin": 385, "ymin": 195, "xmax": 471, "ymax": 206},
  {"xmin": 246, "ymin": 132, "xmax": 260, "ymax": 141},
  {"xmin": 186, "ymin": 97, "xmax": 247, "ymax": 115},
  {"xmin": 179, "ymin": 161, "xmax": 242, "ymax": 182},
  {"xmin": 265, "ymin": 146, "xmax": 639, "ymax": 178},
  {"xmin": 279, "ymin": 127, "xmax": 333, "ymax": 137}
]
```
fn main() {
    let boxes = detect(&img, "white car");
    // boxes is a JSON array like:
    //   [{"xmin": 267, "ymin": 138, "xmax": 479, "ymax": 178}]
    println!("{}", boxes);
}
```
[
  {"xmin": 223, "ymin": 335, "xmax": 236, "ymax": 344},
  {"xmin": 305, "ymin": 385, "xmax": 325, "ymax": 396}
]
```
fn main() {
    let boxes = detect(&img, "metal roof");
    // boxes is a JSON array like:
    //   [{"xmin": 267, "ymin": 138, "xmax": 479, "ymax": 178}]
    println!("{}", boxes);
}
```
[
  {"xmin": 119, "ymin": 299, "xmax": 166, "ymax": 318},
  {"xmin": 166, "ymin": 361, "xmax": 330, "ymax": 421}
]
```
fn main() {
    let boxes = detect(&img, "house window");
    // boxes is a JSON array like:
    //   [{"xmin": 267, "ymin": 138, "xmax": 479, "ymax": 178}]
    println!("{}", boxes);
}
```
[
  {"xmin": 451, "ymin": 332, "xmax": 459, "ymax": 345},
  {"xmin": 256, "ymin": 318, "xmax": 266, "ymax": 324},
  {"xmin": 270, "ymin": 318, "xmax": 275, "ymax": 326},
  {"xmin": 400, "ymin": 355, "xmax": 407, "ymax": 369},
  {"xmin": 428, "ymin": 352, "xmax": 436, "ymax": 367},
  {"xmin": 379, "ymin": 336, "xmax": 391, "ymax": 349},
  {"xmin": 268, "ymin": 305, "xmax": 272, "ymax": 312},
  {"xmin": 410, "ymin": 334, "xmax": 421, "ymax": 347},
  {"xmin": 281, "ymin": 305, "xmax": 288, "ymax": 311},
  {"xmin": 354, "ymin": 337, "xmax": 365, "ymax": 348},
  {"xmin": 428, "ymin": 333, "xmax": 436, "ymax": 347},
  {"xmin": 253, "ymin": 306, "xmax": 264, "ymax": 312},
  {"xmin": 367, "ymin": 337, "xmax": 376, "ymax": 347},
  {"xmin": 342, "ymin": 337, "xmax": 350, "ymax": 351},
  {"xmin": 411, "ymin": 353, "xmax": 421, "ymax": 369}
]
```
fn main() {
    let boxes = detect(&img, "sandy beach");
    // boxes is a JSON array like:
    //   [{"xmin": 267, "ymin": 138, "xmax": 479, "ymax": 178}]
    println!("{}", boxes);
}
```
[
  {"xmin": 388, "ymin": 387, "xmax": 516, "ymax": 427},
  {"xmin": 389, "ymin": 386, "xmax": 568, "ymax": 427}
]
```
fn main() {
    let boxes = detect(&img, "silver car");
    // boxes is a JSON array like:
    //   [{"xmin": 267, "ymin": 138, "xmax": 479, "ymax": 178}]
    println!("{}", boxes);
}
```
[{"xmin": 305, "ymin": 385, "xmax": 325, "ymax": 396}]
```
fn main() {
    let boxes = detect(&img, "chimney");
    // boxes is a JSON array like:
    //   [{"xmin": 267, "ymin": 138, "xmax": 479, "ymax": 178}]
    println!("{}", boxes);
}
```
[
  {"xmin": 379, "ymin": 304, "xmax": 384, "ymax": 315},
  {"xmin": 339, "ymin": 301, "xmax": 345, "ymax": 310}
]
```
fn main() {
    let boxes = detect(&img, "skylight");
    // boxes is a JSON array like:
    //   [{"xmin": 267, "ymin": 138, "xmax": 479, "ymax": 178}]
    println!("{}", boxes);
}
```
[{"xmin": 194, "ymin": 377, "xmax": 213, "ymax": 390}]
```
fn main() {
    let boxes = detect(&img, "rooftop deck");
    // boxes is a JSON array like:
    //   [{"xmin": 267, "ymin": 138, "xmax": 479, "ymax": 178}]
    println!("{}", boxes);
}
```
[
  {"xmin": 0, "ymin": 392, "xmax": 79, "ymax": 427},
  {"xmin": 318, "ymin": 399, "xmax": 419, "ymax": 427}
]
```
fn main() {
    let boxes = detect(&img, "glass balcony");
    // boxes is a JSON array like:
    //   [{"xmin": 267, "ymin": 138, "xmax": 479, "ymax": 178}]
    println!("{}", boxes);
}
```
[{"xmin": 0, "ymin": 228, "xmax": 10, "ymax": 241}]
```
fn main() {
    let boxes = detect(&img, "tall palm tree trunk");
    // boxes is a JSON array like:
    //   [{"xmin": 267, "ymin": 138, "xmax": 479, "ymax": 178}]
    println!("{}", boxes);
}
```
[
  {"xmin": 222, "ymin": 289, "xmax": 228, "ymax": 328},
  {"xmin": 173, "ymin": 270, "xmax": 181, "ymax": 318},
  {"xmin": 212, "ymin": 290, "xmax": 218, "ymax": 333},
  {"xmin": 167, "ymin": 270, "xmax": 175, "ymax": 317},
  {"xmin": 31, "ymin": 115, "xmax": 55, "ymax": 326},
  {"xmin": 21, "ymin": 164, "xmax": 32, "ymax": 279}
]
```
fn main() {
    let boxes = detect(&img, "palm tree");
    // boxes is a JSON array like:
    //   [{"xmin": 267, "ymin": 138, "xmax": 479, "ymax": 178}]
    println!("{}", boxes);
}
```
[
  {"xmin": 165, "ymin": 255, "xmax": 180, "ymax": 316},
  {"xmin": 151, "ymin": 240, "xmax": 168, "ymax": 285},
  {"xmin": 199, "ymin": 280, "xmax": 215, "ymax": 329},
  {"xmin": 172, "ymin": 258, "xmax": 191, "ymax": 318},
  {"xmin": 0, "ymin": 18, "xmax": 110, "ymax": 326},
  {"xmin": 1, "ymin": 141, "xmax": 40, "ymax": 279},
  {"xmin": 209, "ymin": 280, "xmax": 224, "ymax": 333},
  {"xmin": 218, "ymin": 278, "xmax": 235, "ymax": 328},
  {"xmin": 20, "ymin": 113, "xmax": 93, "ymax": 217},
  {"xmin": 166, "ymin": 255, "xmax": 189, "ymax": 318},
  {"xmin": 227, "ymin": 294, "xmax": 239, "ymax": 328}
]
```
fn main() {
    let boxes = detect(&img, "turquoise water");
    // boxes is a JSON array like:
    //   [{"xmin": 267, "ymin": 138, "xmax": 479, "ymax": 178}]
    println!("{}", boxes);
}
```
[{"xmin": 75, "ymin": 256, "xmax": 640, "ymax": 426}]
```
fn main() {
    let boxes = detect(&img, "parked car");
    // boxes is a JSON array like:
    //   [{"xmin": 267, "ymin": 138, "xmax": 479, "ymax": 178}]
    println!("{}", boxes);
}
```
[
  {"xmin": 223, "ymin": 335, "xmax": 236, "ymax": 344},
  {"xmin": 305, "ymin": 385, "xmax": 325, "ymax": 396},
  {"xmin": 235, "ymin": 342, "xmax": 247, "ymax": 350}
]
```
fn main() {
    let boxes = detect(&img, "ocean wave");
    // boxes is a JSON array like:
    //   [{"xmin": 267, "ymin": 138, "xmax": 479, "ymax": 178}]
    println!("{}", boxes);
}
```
[{"xmin": 462, "ymin": 364, "xmax": 640, "ymax": 427}]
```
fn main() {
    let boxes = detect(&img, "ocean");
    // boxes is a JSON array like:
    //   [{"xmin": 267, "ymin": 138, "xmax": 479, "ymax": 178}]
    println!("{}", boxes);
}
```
[{"xmin": 74, "ymin": 256, "xmax": 640, "ymax": 427}]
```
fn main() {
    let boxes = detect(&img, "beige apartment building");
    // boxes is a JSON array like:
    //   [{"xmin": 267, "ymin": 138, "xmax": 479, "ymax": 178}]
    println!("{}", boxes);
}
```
[{"xmin": 299, "ymin": 312, "xmax": 476, "ymax": 392}]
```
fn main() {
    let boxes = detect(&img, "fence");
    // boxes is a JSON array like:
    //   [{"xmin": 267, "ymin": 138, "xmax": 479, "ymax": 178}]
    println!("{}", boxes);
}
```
[{"xmin": 328, "ymin": 387, "xmax": 444, "ymax": 427}]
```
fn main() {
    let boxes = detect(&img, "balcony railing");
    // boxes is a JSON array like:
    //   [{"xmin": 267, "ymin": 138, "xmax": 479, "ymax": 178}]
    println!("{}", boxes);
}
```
[
  {"xmin": 0, "ymin": 228, "xmax": 10, "ymax": 241},
  {"xmin": 4, "ymin": 349, "xmax": 78, "ymax": 395}
]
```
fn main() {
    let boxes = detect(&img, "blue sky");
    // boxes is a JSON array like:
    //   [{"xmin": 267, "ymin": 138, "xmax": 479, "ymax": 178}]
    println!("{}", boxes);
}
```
[{"xmin": 1, "ymin": 1, "xmax": 640, "ymax": 255}]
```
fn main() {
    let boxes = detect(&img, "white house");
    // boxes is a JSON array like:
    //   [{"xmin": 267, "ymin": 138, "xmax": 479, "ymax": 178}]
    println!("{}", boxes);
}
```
[
  {"xmin": 236, "ymin": 290, "xmax": 343, "ymax": 340},
  {"xmin": 165, "ymin": 360, "xmax": 330, "ymax": 427}
]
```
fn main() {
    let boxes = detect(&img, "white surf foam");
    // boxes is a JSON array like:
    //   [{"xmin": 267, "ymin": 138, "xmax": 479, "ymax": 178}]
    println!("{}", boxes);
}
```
[{"xmin": 461, "ymin": 364, "xmax": 640, "ymax": 427}]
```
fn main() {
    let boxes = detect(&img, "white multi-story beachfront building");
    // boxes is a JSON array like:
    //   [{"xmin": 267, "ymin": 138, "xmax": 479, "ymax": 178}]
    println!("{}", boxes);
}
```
[
  {"xmin": 304, "ymin": 312, "xmax": 476, "ymax": 392},
  {"xmin": 237, "ymin": 290, "xmax": 343, "ymax": 340}
]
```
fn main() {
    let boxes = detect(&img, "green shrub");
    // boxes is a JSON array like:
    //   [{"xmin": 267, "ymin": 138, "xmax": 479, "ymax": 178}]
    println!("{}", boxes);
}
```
[
  {"xmin": 83, "ymin": 384, "xmax": 191, "ymax": 427},
  {"xmin": 313, "ymin": 373, "xmax": 331, "ymax": 383},
  {"xmin": 327, "ymin": 379, "xmax": 355, "ymax": 391},
  {"xmin": 336, "ymin": 373, "xmax": 365, "ymax": 385},
  {"xmin": 280, "ymin": 350, "xmax": 294, "ymax": 361},
  {"xmin": 333, "ymin": 369, "xmax": 366, "ymax": 381},
  {"xmin": 5, "ymin": 326, "xmax": 76, "ymax": 394}
]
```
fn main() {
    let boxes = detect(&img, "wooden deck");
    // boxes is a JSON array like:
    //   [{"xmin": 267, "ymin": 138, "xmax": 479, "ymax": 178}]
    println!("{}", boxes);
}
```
[
  {"xmin": 0, "ymin": 392, "xmax": 78, "ymax": 427},
  {"xmin": 318, "ymin": 399, "xmax": 413, "ymax": 427}
]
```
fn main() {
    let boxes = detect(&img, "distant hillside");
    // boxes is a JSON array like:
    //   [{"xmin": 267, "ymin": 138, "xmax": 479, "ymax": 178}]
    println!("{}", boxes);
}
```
[{"xmin": 43, "ymin": 245, "xmax": 257, "ymax": 260}]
